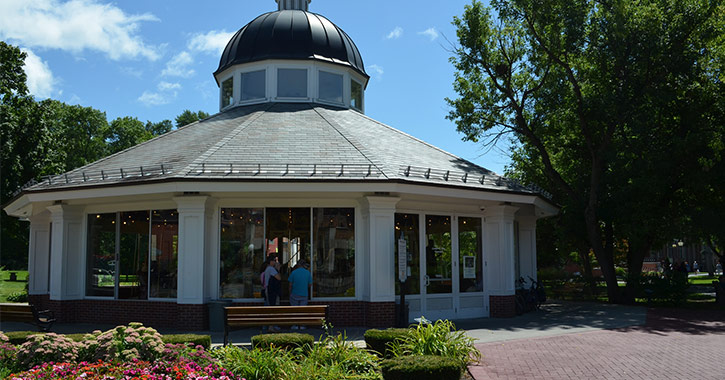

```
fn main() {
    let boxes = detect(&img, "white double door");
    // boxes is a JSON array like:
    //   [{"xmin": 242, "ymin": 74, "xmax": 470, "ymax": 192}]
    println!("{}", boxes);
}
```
[{"xmin": 402, "ymin": 214, "xmax": 486, "ymax": 322}]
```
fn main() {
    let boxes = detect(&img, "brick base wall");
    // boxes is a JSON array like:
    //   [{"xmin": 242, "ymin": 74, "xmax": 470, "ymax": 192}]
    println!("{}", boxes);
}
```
[
  {"xmin": 489, "ymin": 295, "xmax": 516, "ymax": 318},
  {"xmin": 29, "ymin": 295, "xmax": 397, "ymax": 329}
]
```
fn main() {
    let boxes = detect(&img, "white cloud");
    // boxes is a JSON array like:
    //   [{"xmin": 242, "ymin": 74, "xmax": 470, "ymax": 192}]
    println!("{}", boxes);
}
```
[
  {"xmin": 385, "ymin": 27, "xmax": 403, "ymax": 40},
  {"xmin": 368, "ymin": 64, "xmax": 384, "ymax": 80},
  {"xmin": 162, "ymin": 51, "xmax": 195, "ymax": 77},
  {"xmin": 0, "ymin": 0, "xmax": 160, "ymax": 61},
  {"xmin": 21, "ymin": 48, "xmax": 57, "ymax": 99},
  {"xmin": 418, "ymin": 27, "xmax": 439, "ymax": 41},
  {"xmin": 137, "ymin": 91, "xmax": 169, "ymax": 106},
  {"xmin": 138, "ymin": 81, "xmax": 181, "ymax": 106},
  {"xmin": 188, "ymin": 30, "xmax": 234, "ymax": 55}
]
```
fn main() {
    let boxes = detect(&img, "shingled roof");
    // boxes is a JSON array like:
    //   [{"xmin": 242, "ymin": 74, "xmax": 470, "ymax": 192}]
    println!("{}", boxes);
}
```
[{"xmin": 18, "ymin": 103, "xmax": 550, "ymax": 198}]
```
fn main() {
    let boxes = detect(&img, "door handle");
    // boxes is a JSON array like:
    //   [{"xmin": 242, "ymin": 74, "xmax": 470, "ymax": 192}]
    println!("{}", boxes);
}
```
[{"xmin": 425, "ymin": 275, "xmax": 430, "ymax": 287}]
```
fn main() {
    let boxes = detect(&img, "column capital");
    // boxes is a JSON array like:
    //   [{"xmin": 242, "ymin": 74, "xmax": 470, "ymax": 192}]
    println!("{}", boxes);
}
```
[
  {"xmin": 364, "ymin": 196, "xmax": 401, "ymax": 212},
  {"xmin": 173, "ymin": 195, "xmax": 210, "ymax": 212},
  {"xmin": 46, "ymin": 204, "xmax": 84, "ymax": 220},
  {"xmin": 484, "ymin": 204, "xmax": 519, "ymax": 220}
]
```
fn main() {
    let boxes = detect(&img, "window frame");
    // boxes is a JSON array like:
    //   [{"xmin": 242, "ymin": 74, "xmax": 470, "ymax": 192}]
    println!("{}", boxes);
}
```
[
  {"xmin": 220, "ymin": 76, "xmax": 235, "ymax": 110},
  {"xmin": 240, "ymin": 69, "xmax": 267, "ymax": 103},
  {"xmin": 275, "ymin": 67, "xmax": 310, "ymax": 99},
  {"xmin": 215, "ymin": 204, "xmax": 359, "ymax": 302}
]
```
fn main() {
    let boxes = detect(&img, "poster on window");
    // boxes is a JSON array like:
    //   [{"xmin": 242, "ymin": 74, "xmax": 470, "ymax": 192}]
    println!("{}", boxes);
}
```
[
  {"xmin": 463, "ymin": 256, "xmax": 476, "ymax": 279},
  {"xmin": 398, "ymin": 237, "xmax": 408, "ymax": 282}
]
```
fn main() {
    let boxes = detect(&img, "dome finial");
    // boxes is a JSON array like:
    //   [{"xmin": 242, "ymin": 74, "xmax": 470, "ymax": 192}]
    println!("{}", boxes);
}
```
[{"xmin": 276, "ymin": 0, "xmax": 311, "ymax": 11}]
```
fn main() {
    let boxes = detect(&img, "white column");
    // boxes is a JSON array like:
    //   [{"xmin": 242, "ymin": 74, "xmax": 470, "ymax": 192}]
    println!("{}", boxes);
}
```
[
  {"xmin": 174, "ymin": 196, "xmax": 209, "ymax": 304},
  {"xmin": 363, "ymin": 196, "xmax": 401, "ymax": 302},
  {"xmin": 483, "ymin": 205, "xmax": 519, "ymax": 296},
  {"xmin": 27, "ymin": 213, "xmax": 51, "ymax": 295},
  {"xmin": 517, "ymin": 216, "xmax": 538, "ymax": 282},
  {"xmin": 47, "ymin": 204, "xmax": 84, "ymax": 300}
]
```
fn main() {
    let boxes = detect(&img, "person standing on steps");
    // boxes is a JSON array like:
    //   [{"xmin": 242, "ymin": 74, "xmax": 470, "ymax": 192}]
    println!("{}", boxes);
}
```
[
  {"xmin": 288, "ymin": 259, "xmax": 313, "ymax": 330},
  {"xmin": 263, "ymin": 255, "xmax": 282, "ymax": 332}
]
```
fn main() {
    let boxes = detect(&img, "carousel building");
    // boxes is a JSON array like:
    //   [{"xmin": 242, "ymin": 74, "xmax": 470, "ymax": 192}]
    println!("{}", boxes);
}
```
[{"xmin": 4, "ymin": 0, "xmax": 556, "ymax": 329}]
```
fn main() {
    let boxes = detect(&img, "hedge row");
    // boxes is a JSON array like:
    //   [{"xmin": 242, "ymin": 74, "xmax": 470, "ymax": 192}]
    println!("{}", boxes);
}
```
[{"xmin": 2, "ymin": 330, "xmax": 210, "ymax": 349}]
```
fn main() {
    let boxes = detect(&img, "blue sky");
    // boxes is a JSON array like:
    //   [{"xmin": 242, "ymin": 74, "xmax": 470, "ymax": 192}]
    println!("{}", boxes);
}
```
[{"xmin": 0, "ymin": 0, "xmax": 512, "ymax": 174}]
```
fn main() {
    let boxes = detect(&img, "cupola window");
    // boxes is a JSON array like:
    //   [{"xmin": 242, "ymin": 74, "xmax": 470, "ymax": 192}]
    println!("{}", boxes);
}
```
[
  {"xmin": 241, "ymin": 70, "xmax": 266, "ymax": 101},
  {"xmin": 221, "ymin": 77, "xmax": 234, "ymax": 108},
  {"xmin": 350, "ymin": 79, "xmax": 363, "ymax": 111},
  {"xmin": 319, "ymin": 71, "xmax": 343, "ymax": 104},
  {"xmin": 277, "ymin": 68, "xmax": 308, "ymax": 98}
]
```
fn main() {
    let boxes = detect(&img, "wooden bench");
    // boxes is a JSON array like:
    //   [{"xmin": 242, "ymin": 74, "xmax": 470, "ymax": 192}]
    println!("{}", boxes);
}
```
[
  {"xmin": 0, "ymin": 303, "xmax": 57, "ymax": 332},
  {"xmin": 223, "ymin": 305, "xmax": 328, "ymax": 345}
]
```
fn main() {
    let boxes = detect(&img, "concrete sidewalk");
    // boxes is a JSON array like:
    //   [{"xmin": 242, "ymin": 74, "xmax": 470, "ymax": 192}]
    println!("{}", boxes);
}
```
[{"xmin": 0, "ymin": 300, "xmax": 646, "ymax": 346}]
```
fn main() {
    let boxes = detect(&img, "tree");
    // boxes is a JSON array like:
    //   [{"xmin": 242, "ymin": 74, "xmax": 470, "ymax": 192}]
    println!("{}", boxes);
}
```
[
  {"xmin": 448, "ymin": 0, "xmax": 725, "ymax": 302},
  {"xmin": 175, "ymin": 109, "xmax": 210, "ymax": 128},
  {"xmin": 1, "ymin": 42, "xmax": 178, "ymax": 270}
]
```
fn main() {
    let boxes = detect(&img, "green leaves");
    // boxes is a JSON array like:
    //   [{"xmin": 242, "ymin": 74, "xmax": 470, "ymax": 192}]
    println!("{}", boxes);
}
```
[{"xmin": 448, "ymin": 0, "xmax": 725, "ymax": 302}]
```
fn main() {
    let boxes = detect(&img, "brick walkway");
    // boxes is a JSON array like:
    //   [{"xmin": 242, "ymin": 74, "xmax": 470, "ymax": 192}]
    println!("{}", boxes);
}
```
[{"xmin": 469, "ymin": 308, "xmax": 725, "ymax": 380}]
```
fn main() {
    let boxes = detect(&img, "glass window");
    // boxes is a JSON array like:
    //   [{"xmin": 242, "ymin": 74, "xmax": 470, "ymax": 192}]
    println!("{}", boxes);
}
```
[
  {"xmin": 86, "ymin": 209, "xmax": 179, "ymax": 300},
  {"xmin": 318, "ymin": 71, "xmax": 343, "ymax": 103},
  {"xmin": 313, "ymin": 208, "xmax": 355, "ymax": 297},
  {"xmin": 241, "ymin": 70, "xmax": 266, "ymax": 101},
  {"xmin": 86, "ymin": 213, "xmax": 116, "ymax": 297},
  {"xmin": 459, "ymin": 217, "xmax": 483, "ymax": 293},
  {"xmin": 425, "ymin": 215, "xmax": 452, "ymax": 294},
  {"xmin": 150, "ymin": 210, "xmax": 178, "ymax": 298},
  {"xmin": 221, "ymin": 77, "xmax": 234, "ymax": 108},
  {"xmin": 395, "ymin": 213, "xmax": 420, "ymax": 295},
  {"xmin": 220, "ymin": 208, "xmax": 264, "ymax": 299},
  {"xmin": 350, "ymin": 80, "xmax": 362, "ymax": 111},
  {"xmin": 266, "ymin": 208, "xmax": 310, "ymax": 300},
  {"xmin": 118, "ymin": 211, "xmax": 149, "ymax": 299},
  {"xmin": 277, "ymin": 69, "xmax": 307, "ymax": 98}
]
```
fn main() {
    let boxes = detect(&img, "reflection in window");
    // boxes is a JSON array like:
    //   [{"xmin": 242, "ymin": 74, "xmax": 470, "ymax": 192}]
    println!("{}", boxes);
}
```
[
  {"xmin": 459, "ymin": 217, "xmax": 483, "ymax": 293},
  {"xmin": 318, "ymin": 71, "xmax": 343, "ymax": 103},
  {"xmin": 220, "ymin": 208, "xmax": 264, "ymax": 299},
  {"xmin": 119, "ymin": 211, "xmax": 149, "ymax": 299},
  {"xmin": 425, "ymin": 215, "xmax": 452, "ymax": 294},
  {"xmin": 266, "ymin": 208, "xmax": 310, "ymax": 300},
  {"xmin": 86, "ymin": 213, "xmax": 116, "ymax": 297},
  {"xmin": 350, "ymin": 80, "xmax": 362, "ymax": 111},
  {"xmin": 277, "ymin": 69, "xmax": 308, "ymax": 98},
  {"xmin": 150, "ymin": 210, "xmax": 178, "ymax": 298},
  {"xmin": 313, "ymin": 208, "xmax": 355, "ymax": 297},
  {"xmin": 241, "ymin": 70, "xmax": 266, "ymax": 101},
  {"xmin": 221, "ymin": 77, "xmax": 234, "ymax": 108},
  {"xmin": 86, "ymin": 209, "xmax": 179, "ymax": 300},
  {"xmin": 395, "ymin": 213, "xmax": 420, "ymax": 295}
]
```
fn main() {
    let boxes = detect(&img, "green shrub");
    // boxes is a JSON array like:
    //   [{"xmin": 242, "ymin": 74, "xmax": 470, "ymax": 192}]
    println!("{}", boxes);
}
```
[
  {"xmin": 251, "ymin": 332, "xmax": 314, "ymax": 351},
  {"xmin": 627, "ymin": 272, "xmax": 689, "ymax": 305},
  {"xmin": 380, "ymin": 355, "xmax": 461, "ymax": 380},
  {"xmin": 4, "ymin": 331, "xmax": 41, "ymax": 345},
  {"xmin": 537, "ymin": 267, "xmax": 568, "ymax": 281},
  {"xmin": 16, "ymin": 333, "xmax": 79, "ymax": 370},
  {"xmin": 91, "ymin": 322, "xmax": 165, "ymax": 362},
  {"xmin": 615, "ymin": 267, "xmax": 627, "ymax": 278},
  {"xmin": 301, "ymin": 332, "xmax": 380, "ymax": 379},
  {"xmin": 6, "ymin": 291, "xmax": 28, "ymax": 302},
  {"xmin": 0, "ymin": 332, "xmax": 19, "ymax": 373},
  {"xmin": 388, "ymin": 319, "xmax": 480, "ymax": 368},
  {"xmin": 364, "ymin": 328, "xmax": 410, "ymax": 358},
  {"xmin": 212, "ymin": 345, "xmax": 294, "ymax": 380},
  {"xmin": 162, "ymin": 334, "xmax": 212, "ymax": 349}
]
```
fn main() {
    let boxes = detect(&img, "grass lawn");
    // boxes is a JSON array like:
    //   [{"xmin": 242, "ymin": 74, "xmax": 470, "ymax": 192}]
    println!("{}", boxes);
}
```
[
  {"xmin": 689, "ymin": 275, "xmax": 719, "ymax": 285},
  {"xmin": 0, "ymin": 270, "xmax": 29, "ymax": 302}
]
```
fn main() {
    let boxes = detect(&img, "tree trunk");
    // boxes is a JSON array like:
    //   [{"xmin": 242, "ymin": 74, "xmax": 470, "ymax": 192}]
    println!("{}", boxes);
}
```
[
  {"xmin": 622, "ymin": 240, "xmax": 650, "ymax": 304},
  {"xmin": 577, "ymin": 243, "xmax": 596, "ymax": 296},
  {"xmin": 585, "ymin": 214, "xmax": 621, "ymax": 303}
]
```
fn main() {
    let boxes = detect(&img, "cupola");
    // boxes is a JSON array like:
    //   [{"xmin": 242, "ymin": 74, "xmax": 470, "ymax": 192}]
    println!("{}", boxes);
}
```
[{"xmin": 214, "ymin": 0, "xmax": 368, "ymax": 113}]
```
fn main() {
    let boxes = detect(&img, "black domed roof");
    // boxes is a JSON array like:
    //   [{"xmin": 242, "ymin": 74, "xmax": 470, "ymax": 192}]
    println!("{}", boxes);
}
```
[{"xmin": 215, "ymin": 10, "xmax": 367, "ymax": 78}]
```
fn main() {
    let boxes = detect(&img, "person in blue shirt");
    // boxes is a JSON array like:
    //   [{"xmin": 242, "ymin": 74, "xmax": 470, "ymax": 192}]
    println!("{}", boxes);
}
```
[{"xmin": 288, "ymin": 259, "xmax": 313, "ymax": 330}]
